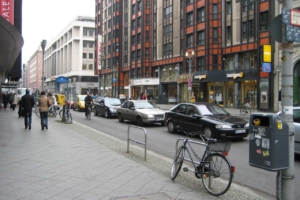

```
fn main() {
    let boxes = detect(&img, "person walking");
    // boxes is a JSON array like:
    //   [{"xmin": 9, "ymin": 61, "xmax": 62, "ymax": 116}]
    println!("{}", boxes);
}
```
[
  {"xmin": 2, "ymin": 92, "xmax": 9, "ymax": 110},
  {"xmin": 11, "ymin": 93, "xmax": 18, "ymax": 111},
  {"xmin": 38, "ymin": 91, "xmax": 50, "ymax": 130},
  {"xmin": 20, "ymin": 89, "xmax": 35, "ymax": 130}
]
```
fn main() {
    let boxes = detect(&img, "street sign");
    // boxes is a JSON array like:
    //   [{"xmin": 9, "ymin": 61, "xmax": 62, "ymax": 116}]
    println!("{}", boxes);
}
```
[
  {"xmin": 286, "ymin": 25, "xmax": 295, "ymax": 42},
  {"xmin": 294, "ymin": 26, "xmax": 300, "ymax": 42},
  {"xmin": 56, "ymin": 76, "xmax": 68, "ymax": 83},
  {"xmin": 113, "ymin": 78, "xmax": 117, "ymax": 83},
  {"xmin": 282, "ymin": 8, "xmax": 291, "ymax": 25},
  {"xmin": 187, "ymin": 78, "xmax": 192, "ymax": 87},
  {"xmin": 188, "ymin": 87, "xmax": 192, "ymax": 91},
  {"xmin": 262, "ymin": 63, "xmax": 272, "ymax": 72},
  {"xmin": 290, "ymin": 9, "xmax": 300, "ymax": 27}
]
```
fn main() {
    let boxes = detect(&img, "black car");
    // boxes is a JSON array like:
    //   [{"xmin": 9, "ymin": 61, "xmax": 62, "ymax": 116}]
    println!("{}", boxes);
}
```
[
  {"xmin": 164, "ymin": 103, "xmax": 249, "ymax": 139},
  {"xmin": 93, "ymin": 97, "xmax": 122, "ymax": 118}
]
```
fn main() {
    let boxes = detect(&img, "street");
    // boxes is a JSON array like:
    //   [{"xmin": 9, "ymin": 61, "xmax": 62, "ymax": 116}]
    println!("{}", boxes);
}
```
[{"xmin": 70, "ymin": 109, "xmax": 300, "ymax": 199}]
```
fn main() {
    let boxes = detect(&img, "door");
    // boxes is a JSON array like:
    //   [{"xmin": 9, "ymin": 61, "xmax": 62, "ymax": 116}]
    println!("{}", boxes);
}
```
[
  {"xmin": 99, "ymin": 99, "xmax": 105, "ymax": 115},
  {"xmin": 171, "ymin": 104, "xmax": 187, "ymax": 129},
  {"xmin": 184, "ymin": 105, "xmax": 201, "ymax": 133}
]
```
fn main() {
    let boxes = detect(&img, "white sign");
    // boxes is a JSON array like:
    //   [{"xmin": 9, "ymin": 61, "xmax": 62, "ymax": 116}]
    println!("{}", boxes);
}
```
[
  {"xmin": 188, "ymin": 87, "xmax": 192, "ymax": 90},
  {"xmin": 291, "ymin": 9, "xmax": 300, "ymax": 26},
  {"xmin": 130, "ymin": 78, "xmax": 160, "ymax": 86}
]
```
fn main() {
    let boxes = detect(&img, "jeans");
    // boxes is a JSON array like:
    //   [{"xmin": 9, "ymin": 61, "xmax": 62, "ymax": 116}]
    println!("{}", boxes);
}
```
[
  {"xmin": 24, "ymin": 110, "xmax": 32, "ymax": 127},
  {"xmin": 40, "ymin": 112, "xmax": 48, "ymax": 128}
]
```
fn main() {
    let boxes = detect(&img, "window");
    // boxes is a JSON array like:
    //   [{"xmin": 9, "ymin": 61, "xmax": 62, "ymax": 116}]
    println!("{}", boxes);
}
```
[
  {"xmin": 164, "ymin": 5, "xmax": 172, "ymax": 18},
  {"xmin": 146, "ymin": 0, "xmax": 150, "ymax": 8},
  {"xmin": 197, "ymin": 30, "xmax": 205, "ymax": 45},
  {"xmin": 260, "ymin": 12, "xmax": 269, "ymax": 31},
  {"xmin": 132, "ymin": 51, "xmax": 135, "ymax": 61},
  {"xmin": 138, "ymin": 1, "xmax": 142, "ymax": 11},
  {"xmin": 124, "ymin": 41, "xmax": 128, "ymax": 51},
  {"xmin": 213, "ymin": 28, "xmax": 218, "ymax": 43},
  {"xmin": 132, "ymin": 4, "xmax": 135, "ymax": 14},
  {"xmin": 186, "ymin": 0, "xmax": 193, "ymax": 5},
  {"xmin": 226, "ymin": 26, "xmax": 231, "ymax": 40},
  {"xmin": 137, "ymin": 49, "xmax": 141, "ymax": 60},
  {"xmin": 108, "ymin": 19, "xmax": 112, "ymax": 28},
  {"xmin": 186, "ymin": 33, "xmax": 193, "ymax": 48},
  {"xmin": 114, "ymin": 16, "xmax": 119, "ymax": 24},
  {"xmin": 83, "ymin": 41, "xmax": 87, "ymax": 47},
  {"xmin": 250, "ymin": 1, "xmax": 254, "ymax": 10},
  {"xmin": 132, "ymin": 19, "xmax": 136, "ymax": 29},
  {"xmin": 89, "ymin": 53, "xmax": 93, "ymax": 59},
  {"xmin": 249, "ymin": 20, "xmax": 254, "ymax": 37},
  {"xmin": 153, "ymin": 47, "xmax": 157, "ymax": 59},
  {"xmin": 197, "ymin": 56, "xmax": 205, "ymax": 71},
  {"xmin": 82, "ymin": 64, "xmax": 87, "ymax": 70},
  {"xmin": 89, "ymin": 29, "xmax": 93, "ymax": 37},
  {"xmin": 163, "ymin": 42, "xmax": 172, "ymax": 56},
  {"xmin": 197, "ymin": 7, "xmax": 205, "ymax": 22},
  {"xmin": 89, "ymin": 42, "xmax": 93, "ymax": 48},
  {"xmin": 146, "ymin": 15, "xmax": 150, "ymax": 25},
  {"xmin": 226, "ymin": 2, "xmax": 231, "ymax": 15},
  {"xmin": 146, "ymin": 31, "xmax": 150, "ymax": 41},
  {"xmin": 124, "ymin": 54, "xmax": 128, "ymax": 65},
  {"xmin": 83, "ymin": 53, "xmax": 87, "ymax": 59},
  {"xmin": 186, "ymin": 12, "xmax": 193, "ymax": 26},
  {"xmin": 164, "ymin": 24, "xmax": 172, "ymax": 37},
  {"xmin": 137, "ymin": 17, "xmax": 141, "ymax": 27},
  {"xmin": 131, "ymin": 35, "xmax": 135, "ymax": 45},
  {"xmin": 83, "ymin": 29, "xmax": 87, "ymax": 36},
  {"xmin": 213, "ymin": 55, "xmax": 218, "ymax": 70},
  {"xmin": 213, "ymin": 4, "xmax": 218, "ymax": 19},
  {"xmin": 137, "ymin": 33, "xmax": 141, "ymax": 43},
  {"xmin": 89, "ymin": 64, "xmax": 93, "ymax": 70},
  {"xmin": 242, "ymin": 22, "xmax": 247, "ymax": 38},
  {"xmin": 225, "ymin": 58, "xmax": 234, "ymax": 70},
  {"xmin": 242, "ymin": 0, "xmax": 248, "ymax": 12},
  {"xmin": 108, "ymin": 45, "xmax": 112, "ymax": 53},
  {"xmin": 145, "ymin": 48, "xmax": 150, "ymax": 58}
]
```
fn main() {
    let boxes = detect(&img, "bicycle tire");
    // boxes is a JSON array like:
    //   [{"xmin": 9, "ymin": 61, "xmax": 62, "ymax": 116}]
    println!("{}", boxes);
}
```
[
  {"xmin": 170, "ymin": 146, "xmax": 185, "ymax": 180},
  {"xmin": 202, "ymin": 153, "xmax": 233, "ymax": 196},
  {"xmin": 240, "ymin": 107, "xmax": 246, "ymax": 115},
  {"xmin": 87, "ymin": 108, "xmax": 91, "ymax": 120},
  {"xmin": 35, "ymin": 110, "xmax": 40, "ymax": 118},
  {"xmin": 59, "ymin": 110, "xmax": 63, "ymax": 119}
]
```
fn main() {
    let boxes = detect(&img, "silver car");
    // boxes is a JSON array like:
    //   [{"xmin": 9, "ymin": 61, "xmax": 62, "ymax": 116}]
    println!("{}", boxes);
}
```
[
  {"xmin": 116, "ymin": 100, "xmax": 165, "ymax": 126},
  {"xmin": 277, "ymin": 107, "xmax": 300, "ymax": 154}
]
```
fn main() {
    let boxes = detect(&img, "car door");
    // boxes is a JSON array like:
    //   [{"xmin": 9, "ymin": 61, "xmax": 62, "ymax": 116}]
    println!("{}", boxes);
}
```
[
  {"xmin": 170, "ymin": 104, "xmax": 187, "ymax": 130},
  {"xmin": 93, "ymin": 98, "xmax": 101, "ymax": 113},
  {"xmin": 128, "ymin": 101, "xmax": 136, "ymax": 121},
  {"xmin": 99, "ymin": 99, "xmax": 105, "ymax": 115},
  {"xmin": 119, "ymin": 101, "xmax": 130, "ymax": 120},
  {"xmin": 184, "ymin": 105, "xmax": 201, "ymax": 133}
]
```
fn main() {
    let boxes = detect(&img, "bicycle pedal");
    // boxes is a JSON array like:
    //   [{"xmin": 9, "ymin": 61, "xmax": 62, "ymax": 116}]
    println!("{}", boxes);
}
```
[{"xmin": 183, "ymin": 167, "xmax": 189, "ymax": 172}]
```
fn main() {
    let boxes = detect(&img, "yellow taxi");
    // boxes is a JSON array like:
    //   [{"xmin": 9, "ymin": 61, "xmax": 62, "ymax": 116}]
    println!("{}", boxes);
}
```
[{"xmin": 73, "ymin": 95, "xmax": 86, "ymax": 111}]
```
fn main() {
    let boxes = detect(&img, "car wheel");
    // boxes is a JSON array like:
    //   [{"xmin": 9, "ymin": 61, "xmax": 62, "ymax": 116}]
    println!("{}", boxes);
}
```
[
  {"xmin": 104, "ymin": 110, "xmax": 109, "ymax": 118},
  {"xmin": 94, "ymin": 109, "xmax": 98, "ymax": 116},
  {"xmin": 203, "ymin": 126, "xmax": 213, "ymax": 138},
  {"xmin": 137, "ymin": 116, "xmax": 144, "ymax": 126},
  {"xmin": 118, "ymin": 113, "xmax": 124, "ymax": 122},
  {"xmin": 167, "ymin": 121, "xmax": 176, "ymax": 133}
]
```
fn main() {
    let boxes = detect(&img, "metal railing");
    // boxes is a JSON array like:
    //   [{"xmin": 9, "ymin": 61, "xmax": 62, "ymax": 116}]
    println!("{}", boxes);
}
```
[{"xmin": 127, "ymin": 125, "xmax": 147, "ymax": 161}]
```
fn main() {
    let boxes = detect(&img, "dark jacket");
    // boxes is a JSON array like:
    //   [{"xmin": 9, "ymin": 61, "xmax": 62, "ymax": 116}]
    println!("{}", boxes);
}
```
[
  {"xmin": 21, "ymin": 94, "xmax": 35, "ymax": 111},
  {"xmin": 84, "ymin": 95, "xmax": 93, "ymax": 105}
]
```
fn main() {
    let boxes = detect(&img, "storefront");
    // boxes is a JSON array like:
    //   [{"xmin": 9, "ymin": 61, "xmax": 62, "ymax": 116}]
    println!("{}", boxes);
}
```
[{"xmin": 129, "ymin": 78, "xmax": 159, "ymax": 100}]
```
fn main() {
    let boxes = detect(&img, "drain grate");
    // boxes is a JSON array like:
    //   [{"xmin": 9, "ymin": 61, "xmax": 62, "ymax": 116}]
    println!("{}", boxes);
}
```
[{"xmin": 111, "ymin": 193, "xmax": 173, "ymax": 200}]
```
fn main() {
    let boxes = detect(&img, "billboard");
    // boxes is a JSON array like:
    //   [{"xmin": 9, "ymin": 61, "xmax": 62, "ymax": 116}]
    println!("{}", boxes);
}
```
[
  {"xmin": 98, "ymin": 35, "xmax": 102, "ymax": 70},
  {"xmin": 0, "ymin": 0, "xmax": 14, "ymax": 24}
]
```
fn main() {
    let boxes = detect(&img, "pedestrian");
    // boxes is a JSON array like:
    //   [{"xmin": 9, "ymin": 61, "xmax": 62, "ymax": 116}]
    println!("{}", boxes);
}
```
[
  {"xmin": 2, "ymin": 92, "xmax": 9, "ymax": 110},
  {"xmin": 11, "ymin": 93, "xmax": 18, "ymax": 111},
  {"xmin": 38, "ymin": 91, "xmax": 50, "ymax": 130},
  {"xmin": 20, "ymin": 89, "xmax": 35, "ymax": 130}
]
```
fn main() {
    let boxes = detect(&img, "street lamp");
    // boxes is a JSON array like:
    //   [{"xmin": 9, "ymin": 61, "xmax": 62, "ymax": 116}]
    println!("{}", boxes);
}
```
[
  {"xmin": 41, "ymin": 40, "xmax": 47, "ymax": 91},
  {"xmin": 185, "ymin": 50, "xmax": 195, "ymax": 102}
]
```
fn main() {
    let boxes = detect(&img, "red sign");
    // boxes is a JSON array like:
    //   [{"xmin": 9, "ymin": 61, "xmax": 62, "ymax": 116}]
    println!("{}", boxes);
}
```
[{"xmin": 0, "ymin": 0, "xmax": 14, "ymax": 25}]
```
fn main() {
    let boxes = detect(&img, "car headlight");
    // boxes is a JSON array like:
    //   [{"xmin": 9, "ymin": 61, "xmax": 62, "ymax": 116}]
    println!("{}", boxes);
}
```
[
  {"xmin": 216, "ymin": 124, "xmax": 232, "ymax": 129},
  {"xmin": 109, "ymin": 108, "xmax": 116, "ymax": 112},
  {"xmin": 148, "ymin": 114, "xmax": 154, "ymax": 118},
  {"xmin": 245, "ymin": 122, "xmax": 249, "ymax": 128}
]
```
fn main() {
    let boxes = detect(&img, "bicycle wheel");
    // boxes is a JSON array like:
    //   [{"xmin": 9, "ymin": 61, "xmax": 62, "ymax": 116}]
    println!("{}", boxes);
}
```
[
  {"xmin": 87, "ymin": 108, "xmax": 91, "ymax": 120},
  {"xmin": 202, "ymin": 153, "xmax": 233, "ymax": 196},
  {"xmin": 35, "ymin": 109, "xmax": 40, "ymax": 118},
  {"xmin": 170, "ymin": 146, "xmax": 185, "ymax": 180},
  {"xmin": 59, "ymin": 110, "xmax": 63, "ymax": 119},
  {"xmin": 240, "ymin": 107, "xmax": 246, "ymax": 115}
]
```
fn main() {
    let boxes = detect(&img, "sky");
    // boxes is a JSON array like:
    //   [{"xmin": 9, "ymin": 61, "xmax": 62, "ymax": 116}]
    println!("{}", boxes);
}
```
[{"xmin": 22, "ymin": 0, "xmax": 94, "ymax": 63}]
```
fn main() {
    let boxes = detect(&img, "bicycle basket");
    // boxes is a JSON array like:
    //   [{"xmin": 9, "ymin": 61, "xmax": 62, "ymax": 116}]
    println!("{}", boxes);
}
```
[{"xmin": 208, "ymin": 140, "xmax": 232, "ymax": 152}]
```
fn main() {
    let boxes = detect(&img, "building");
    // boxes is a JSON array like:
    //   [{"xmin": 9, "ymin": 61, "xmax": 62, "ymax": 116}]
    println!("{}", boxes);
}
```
[
  {"xmin": 25, "ymin": 47, "xmax": 43, "ymax": 92},
  {"xmin": 43, "ymin": 16, "xmax": 97, "ymax": 100},
  {"xmin": 94, "ymin": 0, "xmax": 299, "ymax": 111}
]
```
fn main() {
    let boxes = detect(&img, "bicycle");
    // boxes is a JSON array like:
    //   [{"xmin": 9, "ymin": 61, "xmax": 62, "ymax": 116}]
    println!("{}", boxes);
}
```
[
  {"xmin": 240, "ymin": 102, "xmax": 252, "ymax": 115},
  {"xmin": 170, "ymin": 129, "xmax": 234, "ymax": 196},
  {"xmin": 59, "ymin": 101, "xmax": 72, "ymax": 122},
  {"xmin": 86, "ymin": 104, "xmax": 92, "ymax": 120},
  {"xmin": 48, "ymin": 104, "xmax": 58, "ymax": 117}
]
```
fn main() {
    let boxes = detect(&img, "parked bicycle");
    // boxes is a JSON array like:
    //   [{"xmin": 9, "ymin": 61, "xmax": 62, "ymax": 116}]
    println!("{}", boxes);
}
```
[
  {"xmin": 171, "ymin": 128, "xmax": 234, "ymax": 196},
  {"xmin": 240, "ymin": 102, "xmax": 252, "ymax": 115},
  {"xmin": 59, "ymin": 101, "xmax": 72, "ymax": 122}
]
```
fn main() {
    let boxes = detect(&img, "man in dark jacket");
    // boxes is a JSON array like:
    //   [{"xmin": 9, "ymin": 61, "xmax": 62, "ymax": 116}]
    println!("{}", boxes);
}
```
[
  {"xmin": 20, "ymin": 89, "xmax": 35, "ymax": 130},
  {"xmin": 84, "ymin": 92, "xmax": 93, "ymax": 117}
]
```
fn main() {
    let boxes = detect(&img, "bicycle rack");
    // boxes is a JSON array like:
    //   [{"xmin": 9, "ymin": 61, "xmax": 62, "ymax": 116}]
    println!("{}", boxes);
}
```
[
  {"xmin": 127, "ymin": 125, "xmax": 147, "ymax": 161},
  {"xmin": 175, "ymin": 138, "xmax": 207, "ymax": 165}
]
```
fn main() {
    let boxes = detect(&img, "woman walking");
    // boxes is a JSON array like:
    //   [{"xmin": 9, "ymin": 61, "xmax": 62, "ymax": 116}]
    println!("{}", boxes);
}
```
[
  {"xmin": 38, "ymin": 91, "xmax": 50, "ymax": 130},
  {"xmin": 11, "ymin": 93, "xmax": 18, "ymax": 111}
]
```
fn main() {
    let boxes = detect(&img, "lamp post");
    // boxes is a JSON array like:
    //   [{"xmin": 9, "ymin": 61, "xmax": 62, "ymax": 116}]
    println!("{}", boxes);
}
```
[
  {"xmin": 185, "ymin": 50, "xmax": 195, "ymax": 102},
  {"xmin": 41, "ymin": 40, "xmax": 47, "ymax": 91}
]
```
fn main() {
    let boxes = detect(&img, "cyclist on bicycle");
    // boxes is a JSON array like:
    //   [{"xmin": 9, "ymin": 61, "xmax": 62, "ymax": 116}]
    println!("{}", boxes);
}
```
[{"xmin": 84, "ymin": 92, "xmax": 93, "ymax": 117}]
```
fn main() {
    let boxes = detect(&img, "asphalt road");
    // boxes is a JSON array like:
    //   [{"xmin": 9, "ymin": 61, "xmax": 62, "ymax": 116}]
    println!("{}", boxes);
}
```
[{"xmin": 68, "ymin": 109, "xmax": 300, "ymax": 199}]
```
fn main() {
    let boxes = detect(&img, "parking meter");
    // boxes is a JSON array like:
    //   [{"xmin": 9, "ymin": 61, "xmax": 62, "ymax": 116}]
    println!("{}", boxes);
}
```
[{"xmin": 249, "ymin": 113, "xmax": 289, "ymax": 171}]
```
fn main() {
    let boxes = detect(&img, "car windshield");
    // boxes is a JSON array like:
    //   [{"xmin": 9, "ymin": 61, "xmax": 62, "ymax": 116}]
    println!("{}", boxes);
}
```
[
  {"xmin": 135, "ymin": 101, "xmax": 156, "ymax": 109},
  {"xmin": 198, "ymin": 105, "xmax": 230, "ymax": 116},
  {"xmin": 79, "ymin": 96, "xmax": 85, "ymax": 101},
  {"xmin": 105, "ymin": 98, "xmax": 121, "ymax": 105}
]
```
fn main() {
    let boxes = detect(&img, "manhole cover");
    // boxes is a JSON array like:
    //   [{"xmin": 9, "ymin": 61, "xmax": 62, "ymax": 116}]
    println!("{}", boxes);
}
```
[{"xmin": 112, "ymin": 193, "xmax": 173, "ymax": 200}]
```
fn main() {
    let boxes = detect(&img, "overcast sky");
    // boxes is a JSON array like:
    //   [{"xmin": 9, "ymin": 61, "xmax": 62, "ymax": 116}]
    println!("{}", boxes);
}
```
[{"xmin": 22, "ymin": 0, "xmax": 94, "ymax": 63}]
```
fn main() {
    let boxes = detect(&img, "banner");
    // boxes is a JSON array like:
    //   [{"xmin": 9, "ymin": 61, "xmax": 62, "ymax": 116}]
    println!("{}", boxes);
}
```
[
  {"xmin": 0, "ymin": 0, "xmax": 14, "ymax": 25},
  {"xmin": 98, "ymin": 35, "xmax": 102, "ymax": 70}
]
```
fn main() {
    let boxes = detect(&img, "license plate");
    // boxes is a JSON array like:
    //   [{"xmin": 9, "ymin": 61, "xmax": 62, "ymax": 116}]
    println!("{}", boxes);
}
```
[
  {"xmin": 236, "ymin": 129, "xmax": 246, "ymax": 134},
  {"xmin": 156, "ymin": 118, "xmax": 164, "ymax": 121}
]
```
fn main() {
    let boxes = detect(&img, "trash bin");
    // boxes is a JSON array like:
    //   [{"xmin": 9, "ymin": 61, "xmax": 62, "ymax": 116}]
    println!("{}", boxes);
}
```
[
  {"xmin": 249, "ymin": 113, "xmax": 289, "ymax": 171},
  {"xmin": 57, "ymin": 94, "xmax": 65, "ymax": 106}
]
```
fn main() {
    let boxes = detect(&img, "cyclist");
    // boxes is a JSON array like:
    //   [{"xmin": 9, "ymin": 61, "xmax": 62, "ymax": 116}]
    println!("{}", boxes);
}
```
[
  {"xmin": 84, "ymin": 92, "xmax": 93, "ymax": 117},
  {"xmin": 47, "ymin": 92, "xmax": 57, "ymax": 116}
]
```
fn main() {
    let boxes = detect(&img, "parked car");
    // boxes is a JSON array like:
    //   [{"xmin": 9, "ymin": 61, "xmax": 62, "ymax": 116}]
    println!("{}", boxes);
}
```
[
  {"xmin": 73, "ymin": 95, "xmax": 86, "ymax": 111},
  {"xmin": 277, "ymin": 107, "xmax": 300, "ymax": 154},
  {"xmin": 164, "ymin": 103, "xmax": 249, "ymax": 139},
  {"xmin": 94, "ymin": 97, "xmax": 122, "ymax": 118},
  {"xmin": 116, "ymin": 100, "xmax": 166, "ymax": 126}
]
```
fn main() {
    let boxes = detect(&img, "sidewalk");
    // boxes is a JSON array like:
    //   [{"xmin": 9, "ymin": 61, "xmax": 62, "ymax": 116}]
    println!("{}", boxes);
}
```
[{"xmin": 0, "ymin": 109, "xmax": 273, "ymax": 200}]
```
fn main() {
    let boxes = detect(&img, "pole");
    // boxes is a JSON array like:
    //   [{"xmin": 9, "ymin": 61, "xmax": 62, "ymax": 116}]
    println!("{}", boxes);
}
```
[{"xmin": 281, "ymin": 0, "xmax": 295, "ymax": 199}]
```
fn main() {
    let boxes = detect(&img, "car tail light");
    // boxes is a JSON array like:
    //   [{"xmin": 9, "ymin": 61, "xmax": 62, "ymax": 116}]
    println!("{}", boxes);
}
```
[
  {"xmin": 222, "ymin": 152, "xmax": 228, "ymax": 156},
  {"xmin": 231, "ymin": 166, "xmax": 236, "ymax": 173}
]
